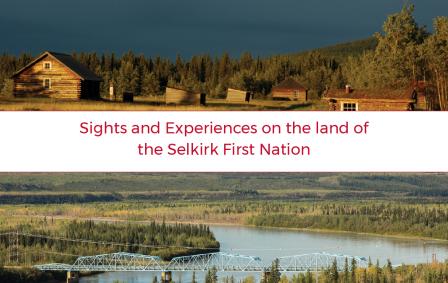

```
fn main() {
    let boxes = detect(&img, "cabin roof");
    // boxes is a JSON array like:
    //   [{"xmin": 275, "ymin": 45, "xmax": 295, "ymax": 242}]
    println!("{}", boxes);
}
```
[
  {"xmin": 273, "ymin": 78, "xmax": 307, "ymax": 91},
  {"xmin": 12, "ymin": 51, "xmax": 102, "ymax": 81},
  {"xmin": 323, "ymin": 88, "xmax": 417, "ymax": 102}
]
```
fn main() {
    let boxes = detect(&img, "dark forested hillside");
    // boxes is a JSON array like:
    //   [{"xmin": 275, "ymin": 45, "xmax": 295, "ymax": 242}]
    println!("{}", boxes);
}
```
[
  {"xmin": 295, "ymin": 37, "xmax": 378, "ymax": 63},
  {"xmin": 0, "ymin": 173, "xmax": 447, "ymax": 205}
]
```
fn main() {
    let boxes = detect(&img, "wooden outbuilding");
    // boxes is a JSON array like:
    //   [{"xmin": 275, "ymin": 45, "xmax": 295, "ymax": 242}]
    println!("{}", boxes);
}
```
[
  {"xmin": 226, "ymin": 88, "xmax": 252, "ymax": 103},
  {"xmin": 11, "ymin": 51, "xmax": 102, "ymax": 99},
  {"xmin": 165, "ymin": 87, "xmax": 206, "ymax": 105},
  {"xmin": 323, "ymin": 85, "xmax": 423, "ymax": 111},
  {"xmin": 122, "ymin": 92, "xmax": 134, "ymax": 103},
  {"xmin": 272, "ymin": 78, "xmax": 308, "ymax": 101}
]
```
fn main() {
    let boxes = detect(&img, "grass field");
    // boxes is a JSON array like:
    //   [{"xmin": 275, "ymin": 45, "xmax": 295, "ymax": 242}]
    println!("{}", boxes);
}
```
[{"xmin": 0, "ymin": 96, "xmax": 328, "ymax": 111}]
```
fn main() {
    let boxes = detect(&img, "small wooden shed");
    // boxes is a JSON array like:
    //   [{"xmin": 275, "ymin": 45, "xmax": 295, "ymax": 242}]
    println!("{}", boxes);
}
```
[
  {"xmin": 323, "ymin": 86, "xmax": 419, "ymax": 111},
  {"xmin": 11, "ymin": 51, "xmax": 102, "ymax": 99},
  {"xmin": 165, "ymin": 87, "xmax": 206, "ymax": 105},
  {"xmin": 272, "ymin": 78, "xmax": 308, "ymax": 101},
  {"xmin": 226, "ymin": 88, "xmax": 252, "ymax": 103}
]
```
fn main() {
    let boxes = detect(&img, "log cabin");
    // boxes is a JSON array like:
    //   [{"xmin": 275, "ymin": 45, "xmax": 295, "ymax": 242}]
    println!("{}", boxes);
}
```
[
  {"xmin": 272, "ymin": 78, "xmax": 308, "ymax": 101},
  {"xmin": 165, "ymin": 87, "xmax": 206, "ymax": 105},
  {"xmin": 226, "ymin": 88, "xmax": 252, "ymax": 103},
  {"xmin": 323, "ymin": 85, "xmax": 426, "ymax": 111},
  {"xmin": 11, "ymin": 51, "xmax": 102, "ymax": 99}
]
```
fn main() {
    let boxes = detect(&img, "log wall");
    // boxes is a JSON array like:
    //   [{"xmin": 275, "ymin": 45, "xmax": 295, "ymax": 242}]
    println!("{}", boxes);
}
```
[
  {"xmin": 13, "ymin": 54, "xmax": 81, "ymax": 99},
  {"xmin": 226, "ymin": 88, "xmax": 249, "ymax": 103},
  {"xmin": 272, "ymin": 89, "xmax": 307, "ymax": 102},
  {"xmin": 165, "ymin": 87, "xmax": 202, "ymax": 105},
  {"xmin": 329, "ymin": 99, "xmax": 414, "ymax": 111}
]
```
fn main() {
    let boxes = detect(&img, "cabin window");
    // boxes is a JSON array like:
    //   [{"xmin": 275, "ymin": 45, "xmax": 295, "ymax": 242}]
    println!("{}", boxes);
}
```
[
  {"xmin": 43, "ymin": 62, "xmax": 52, "ymax": 70},
  {"xmin": 342, "ymin": 102, "xmax": 357, "ymax": 111},
  {"xmin": 43, "ymin": 78, "xmax": 51, "ymax": 89}
]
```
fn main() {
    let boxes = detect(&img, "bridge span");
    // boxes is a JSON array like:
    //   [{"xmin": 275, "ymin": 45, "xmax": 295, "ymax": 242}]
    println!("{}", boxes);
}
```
[{"xmin": 34, "ymin": 251, "xmax": 369, "ymax": 272}]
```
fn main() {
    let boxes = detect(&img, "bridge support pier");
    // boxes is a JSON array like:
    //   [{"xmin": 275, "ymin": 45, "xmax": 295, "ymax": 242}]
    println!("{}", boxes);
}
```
[
  {"xmin": 66, "ymin": 271, "xmax": 79, "ymax": 283},
  {"xmin": 161, "ymin": 271, "xmax": 172, "ymax": 283}
]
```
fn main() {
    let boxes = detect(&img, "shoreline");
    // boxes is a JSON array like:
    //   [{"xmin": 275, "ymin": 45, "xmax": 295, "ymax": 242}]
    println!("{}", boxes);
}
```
[{"xmin": 23, "ymin": 214, "xmax": 448, "ymax": 244}]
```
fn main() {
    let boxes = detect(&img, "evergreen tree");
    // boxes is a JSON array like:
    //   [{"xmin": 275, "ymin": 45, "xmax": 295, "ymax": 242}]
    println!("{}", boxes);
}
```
[
  {"xmin": 350, "ymin": 258, "xmax": 357, "ymax": 283},
  {"xmin": 268, "ymin": 259, "xmax": 281, "ymax": 283},
  {"xmin": 343, "ymin": 257, "xmax": 350, "ymax": 283},
  {"xmin": 218, "ymin": 52, "xmax": 231, "ymax": 80},
  {"xmin": 117, "ymin": 60, "xmax": 139, "ymax": 96},
  {"xmin": 240, "ymin": 52, "xmax": 253, "ymax": 71},
  {"xmin": 205, "ymin": 266, "xmax": 218, "ymax": 283},
  {"xmin": 141, "ymin": 72, "xmax": 160, "ymax": 96},
  {"xmin": 329, "ymin": 259, "xmax": 339, "ymax": 283}
]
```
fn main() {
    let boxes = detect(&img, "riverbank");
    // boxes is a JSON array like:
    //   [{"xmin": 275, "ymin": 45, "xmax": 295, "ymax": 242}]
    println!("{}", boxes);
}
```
[{"xmin": 23, "ymin": 213, "xmax": 448, "ymax": 245}]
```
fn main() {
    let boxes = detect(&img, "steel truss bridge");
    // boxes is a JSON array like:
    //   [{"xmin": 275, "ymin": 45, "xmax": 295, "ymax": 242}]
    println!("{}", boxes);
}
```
[{"xmin": 34, "ymin": 252, "xmax": 368, "ymax": 272}]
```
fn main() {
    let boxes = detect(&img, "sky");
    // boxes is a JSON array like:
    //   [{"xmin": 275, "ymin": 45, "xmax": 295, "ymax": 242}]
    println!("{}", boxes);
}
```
[{"xmin": 1, "ymin": 0, "xmax": 447, "ymax": 59}]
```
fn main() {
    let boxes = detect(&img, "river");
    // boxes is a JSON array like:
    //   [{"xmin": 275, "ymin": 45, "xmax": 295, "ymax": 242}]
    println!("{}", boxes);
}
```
[{"xmin": 80, "ymin": 225, "xmax": 448, "ymax": 283}]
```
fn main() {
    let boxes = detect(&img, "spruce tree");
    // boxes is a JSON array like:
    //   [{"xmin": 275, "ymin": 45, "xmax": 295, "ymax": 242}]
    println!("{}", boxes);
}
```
[
  {"xmin": 344, "ymin": 257, "xmax": 349, "ymax": 283},
  {"xmin": 329, "ymin": 259, "xmax": 339, "ymax": 283},
  {"xmin": 268, "ymin": 259, "xmax": 281, "ymax": 283},
  {"xmin": 350, "ymin": 258, "xmax": 357, "ymax": 283}
]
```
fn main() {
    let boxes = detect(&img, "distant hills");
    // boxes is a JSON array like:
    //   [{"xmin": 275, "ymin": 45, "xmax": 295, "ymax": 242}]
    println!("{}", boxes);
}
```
[
  {"xmin": 313, "ymin": 37, "xmax": 377, "ymax": 58},
  {"xmin": 297, "ymin": 37, "xmax": 378, "ymax": 61}
]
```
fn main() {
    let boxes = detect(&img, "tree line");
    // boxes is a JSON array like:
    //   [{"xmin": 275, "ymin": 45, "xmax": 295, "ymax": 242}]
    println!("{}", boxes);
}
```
[
  {"xmin": 0, "ymin": 47, "xmax": 338, "ymax": 100},
  {"xmin": 2, "ymin": 259, "xmax": 448, "ymax": 283},
  {"xmin": 246, "ymin": 202, "xmax": 448, "ymax": 240},
  {"xmin": 0, "ymin": 4, "xmax": 446, "ymax": 109},
  {"xmin": 261, "ymin": 258, "xmax": 448, "ymax": 283},
  {"xmin": 161, "ymin": 259, "xmax": 448, "ymax": 283},
  {"xmin": 0, "ymin": 219, "xmax": 219, "ymax": 265}
]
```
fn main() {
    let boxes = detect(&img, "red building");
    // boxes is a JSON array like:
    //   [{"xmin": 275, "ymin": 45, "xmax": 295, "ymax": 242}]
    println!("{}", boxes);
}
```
[{"xmin": 272, "ymin": 78, "xmax": 308, "ymax": 102}]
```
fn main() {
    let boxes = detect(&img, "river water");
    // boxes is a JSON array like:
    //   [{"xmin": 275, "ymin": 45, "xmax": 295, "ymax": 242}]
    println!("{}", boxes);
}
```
[{"xmin": 80, "ymin": 225, "xmax": 448, "ymax": 283}]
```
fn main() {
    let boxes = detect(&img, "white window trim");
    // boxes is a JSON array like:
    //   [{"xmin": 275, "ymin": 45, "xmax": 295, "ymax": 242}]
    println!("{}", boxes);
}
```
[
  {"xmin": 43, "ymin": 78, "xmax": 51, "ymax": 90},
  {"xmin": 341, "ymin": 102, "xmax": 358, "ymax": 111},
  {"xmin": 43, "ymin": 61, "xmax": 52, "ymax": 70}
]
